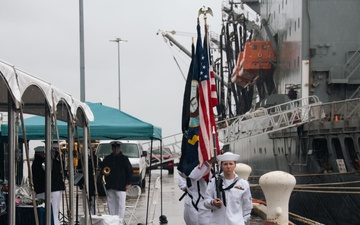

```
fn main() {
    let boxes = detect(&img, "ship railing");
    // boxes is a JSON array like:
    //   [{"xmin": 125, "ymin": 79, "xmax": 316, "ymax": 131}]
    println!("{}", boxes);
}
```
[
  {"xmin": 312, "ymin": 98, "xmax": 360, "ymax": 121},
  {"xmin": 307, "ymin": 97, "xmax": 360, "ymax": 134},
  {"xmin": 216, "ymin": 95, "xmax": 322, "ymax": 144},
  {"xmin": 141, "ymin": 133, "xmax": 183, "ymax": 158},
  {"xmin": 152, "ymin": 97, "xmax": 360, "ymax": 151}
]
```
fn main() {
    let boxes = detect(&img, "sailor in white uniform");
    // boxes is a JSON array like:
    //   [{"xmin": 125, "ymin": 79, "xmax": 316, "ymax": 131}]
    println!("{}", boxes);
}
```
[
  {"xmin": 178, "ymin": 158, "xmax": 213, "ymax": 225},
  {"xmin": 204, "ymin": 152, "xmax": 253, "ymax": 225}
]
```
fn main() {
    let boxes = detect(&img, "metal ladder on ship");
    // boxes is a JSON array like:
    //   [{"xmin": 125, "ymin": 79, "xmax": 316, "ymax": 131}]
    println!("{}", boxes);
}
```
[
  {"xmin": 143, "ymin": 96, "xmax": 323, "ymax": 154},
  {"xmin": 216, "ymin": 95, "xmax": 322, "ymax": 145}
]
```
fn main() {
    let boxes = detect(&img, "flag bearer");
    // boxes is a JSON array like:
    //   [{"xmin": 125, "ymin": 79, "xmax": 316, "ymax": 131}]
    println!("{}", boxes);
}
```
[{"xmin": 204, "ymin": 152, "xmax": 253, "ymax": 225}]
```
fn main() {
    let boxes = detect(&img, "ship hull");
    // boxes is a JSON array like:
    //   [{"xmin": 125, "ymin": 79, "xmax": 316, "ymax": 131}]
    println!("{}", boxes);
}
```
[
  {"xmin": 229, "ymin": 121, "xmax": 360, "ymax": 224},
  {"xmin": 218, "ymin": 0, "xmax": 360, "ymax": 223}
]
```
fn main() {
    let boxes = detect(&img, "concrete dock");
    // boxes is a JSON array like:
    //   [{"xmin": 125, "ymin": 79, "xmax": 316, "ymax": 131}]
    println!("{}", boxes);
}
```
[
  {"xmin": 74, "ymin": 169, "xmax": 187, "ymax": 225},
  {"xmin": 73, "ymin": 169, "xmax": 265, "ymax": 225}
]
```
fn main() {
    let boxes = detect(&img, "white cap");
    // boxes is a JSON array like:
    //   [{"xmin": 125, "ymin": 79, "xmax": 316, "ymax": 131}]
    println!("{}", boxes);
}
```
[
  {"xmin": 217, "ymin": 152, "xmax": 240, "ymax": 162},
  {"xmin": 34, "ymin": 146, "xmax": 45, "ymax": 153},
  {"xmin": 110, "ymin": 141, "xmax": 121, "ymax": 147}
]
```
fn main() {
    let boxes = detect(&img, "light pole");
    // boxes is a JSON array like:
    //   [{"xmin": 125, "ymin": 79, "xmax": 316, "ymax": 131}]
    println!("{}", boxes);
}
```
[{"xmin": 110, "ymin": 37, "xmax": 128, "ymax": 110}]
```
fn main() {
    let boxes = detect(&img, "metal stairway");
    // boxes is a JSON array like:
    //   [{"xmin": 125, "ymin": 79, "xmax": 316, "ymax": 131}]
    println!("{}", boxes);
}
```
[
  {"xmin": 346, "ymin": 47, "xmax": 360, "ymax": 99},
  {"xmin": 142, "ymin": 96, "xmax": 323, "ymax": 154},
  {"xmin": 216, "ymin": 95, "xmax": 322, "ymax": 145},
  {"xmin": 345, "ymin": 47, "xmax": 360, "ymax": 81}
]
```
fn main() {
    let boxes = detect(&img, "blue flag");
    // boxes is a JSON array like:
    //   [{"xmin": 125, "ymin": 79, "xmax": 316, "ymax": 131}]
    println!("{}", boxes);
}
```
[{"xmin": 178, "ymin": 22, "xmax": 203, "ymax": 176}]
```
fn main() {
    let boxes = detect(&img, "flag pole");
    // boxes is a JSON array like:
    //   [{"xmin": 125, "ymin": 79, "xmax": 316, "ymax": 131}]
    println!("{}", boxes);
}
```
[
  {"xmin": 212, "ymin": 128, "xmax": 221, "ymax": 198},
  {"xmin": 198, "ymin": 6, "xmax": 213, "ymax": 39},
  {"xmin": 199, "ymin": 6, "xmax": 219, "ymax": 197}
]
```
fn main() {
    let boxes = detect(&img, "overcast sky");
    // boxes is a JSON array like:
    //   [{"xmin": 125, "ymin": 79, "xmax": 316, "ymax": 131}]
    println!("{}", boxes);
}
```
[{"xmin": 0, "ymin": 1, "xmax": 222, "ymax": 141}]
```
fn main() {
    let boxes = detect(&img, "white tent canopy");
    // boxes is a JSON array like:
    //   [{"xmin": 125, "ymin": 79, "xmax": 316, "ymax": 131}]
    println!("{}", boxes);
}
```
[{"xmin": 0, "ymin": 59, "xmax": 93, "ymax": 225}]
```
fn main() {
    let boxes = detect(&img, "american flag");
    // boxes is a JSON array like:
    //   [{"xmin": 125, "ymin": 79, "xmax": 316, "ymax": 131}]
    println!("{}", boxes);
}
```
[{"xmin": 198, "ymin": 25, "xmax": 220, "ymax": 166}]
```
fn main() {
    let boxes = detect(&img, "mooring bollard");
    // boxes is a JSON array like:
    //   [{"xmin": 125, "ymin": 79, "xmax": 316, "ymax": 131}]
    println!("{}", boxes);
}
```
[
  {"xmin": 259, "ymin": 171, "xmax": 296, "ymax": 225},
  {"xmin": 235, "ymin": 163, "xmax": 252, "ymax": 180}
]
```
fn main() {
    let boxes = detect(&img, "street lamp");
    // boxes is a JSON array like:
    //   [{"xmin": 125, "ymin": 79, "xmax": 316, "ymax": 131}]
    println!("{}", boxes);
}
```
[{"xmin": 110, "ymin": 37, "xmax": 128, "ymax": 110}]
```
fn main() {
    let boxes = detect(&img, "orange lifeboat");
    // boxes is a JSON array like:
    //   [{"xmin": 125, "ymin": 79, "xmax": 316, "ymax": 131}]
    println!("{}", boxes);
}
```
[{"xmin": 231, "ymin": 41, "xmax": 275, "ymax": 87}]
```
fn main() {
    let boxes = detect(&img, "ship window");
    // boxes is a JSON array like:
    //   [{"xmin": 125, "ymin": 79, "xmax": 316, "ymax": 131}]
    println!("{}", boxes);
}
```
[
  {"xmin": 345, "ymin": 138, "xmax": 357, "ymax": 170},
  {"xmin": 313, "ymin": 138, "xmax": 332, "ymax": 172},
  {"xmin": 274, "ymin": 11, "xmax": 275, "ymax": 20},
  {"xmin": 273, "ymin": 147, "xmax": 276, "ymax": 155},
  {"xmin": 295, "ymin": 21, "xmax": 296, "ymax": 32},
  {"xmin": 264, "ymin": 148, "xmax": 267, "ymax": 154},
  {"xmin": 289, "ymin": 26, "xmax": 291, "ymax": 37},
  {"xmin": 281, "ymin": 147, "xmax": 284, "ymax": 154},
  {"xmin": 279, "ymin": 5, "xmax": 280, "ymax": 13},
  {"xmin": 252, "ymin": 45, "xmax": 258, "ymax": 50},
  {"xmin": 298, "ymin": 18, "xmax": 300, "ymax": 28},
  {"xmin": 332, "ymin": 138, "xmax": 344, "ymax": 159},
  {"xmin": 282, "ymin": 0, "xmax": 284, "ymax": 9},
  {"xmin": 262, "ymin": 45, "xmax": 268, "ymax": 50},
  {"xmin": 278, "ymin": 147, "xmax": 280, "ymax": 154},
  {"xmin": 298, "ymin": 56, "xmax": 300, "ymax": 68},
  {"xmin": 254, "ymin": 148, "xmax": 256, "ymax": 154},
  {"xmin": 259, "ymin": 148, "xmax": 262, "ymax": 154}
]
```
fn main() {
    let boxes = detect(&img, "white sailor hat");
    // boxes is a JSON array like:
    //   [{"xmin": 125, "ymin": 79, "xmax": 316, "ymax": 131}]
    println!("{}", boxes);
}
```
[
  {"xmin": 110, "ymin": 141, "xmax": 121, "ymax": 147},
  {"xmin": 34, "ymin": 146, "xmax": 45, "ymax": 153},
  {"xmin": 217, "ymin": 152, "xmax": 240, "ymax": 162},
  {"xmin": 42, "ymin": 140, "xmax": 61, "ymax": 149}
]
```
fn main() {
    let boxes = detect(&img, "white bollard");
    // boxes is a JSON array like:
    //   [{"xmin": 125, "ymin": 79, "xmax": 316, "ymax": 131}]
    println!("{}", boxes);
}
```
[
  {"xmin": 235, "ymin": 163, "xmax": 252, "ymax": 180},
  {"xmin": 259, "ymin": 171, "xmax": 296, "ymax": 225}
]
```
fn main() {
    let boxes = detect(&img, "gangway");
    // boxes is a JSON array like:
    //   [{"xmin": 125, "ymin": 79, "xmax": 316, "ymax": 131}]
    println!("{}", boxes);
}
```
[
  {"xmin": 142, "ymin": 96, "xmax": 324, "ymax": 157},
  {"xmin": 216, "ymin": 95, "xmax": 322, "ymax": 145},
  {"xmin": 145, "ymin": 96, "xmax": 360, "ymax": 155}
]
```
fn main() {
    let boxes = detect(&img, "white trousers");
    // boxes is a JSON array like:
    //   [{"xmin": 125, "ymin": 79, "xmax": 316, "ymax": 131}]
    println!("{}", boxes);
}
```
[
  {"xmin": 183, "ymin": 204, "xmax": 212, "ymax": 225},
  {"xmin": 35, "ymin": 191, "xmax": 62, "ymax": 225},
  {"xmin": 51, "ymin": 191, "xmax": 62, "ymax": 225},
  {"xmin": 183, "ymin": 203, "xmax": 198, "ymax": 225},
  {"xmin": 106, "ymin": 189, "xmax": 126, "ymax": 220}
]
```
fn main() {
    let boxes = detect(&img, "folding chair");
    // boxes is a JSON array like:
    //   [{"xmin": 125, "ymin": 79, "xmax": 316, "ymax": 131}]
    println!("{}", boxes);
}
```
[
  {"xmin": 124, "ymin": 185, "xmax": 142, "ymax": 225},
  {"xmin": 148, "ymin": 177, "xmax": 161, "ymax": 225}
]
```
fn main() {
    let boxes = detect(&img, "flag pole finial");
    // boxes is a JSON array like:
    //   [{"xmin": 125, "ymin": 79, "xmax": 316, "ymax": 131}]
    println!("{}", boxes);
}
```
[{"xmin": 198, "ymin": 6, "xmax": 213, "ymax": 25}]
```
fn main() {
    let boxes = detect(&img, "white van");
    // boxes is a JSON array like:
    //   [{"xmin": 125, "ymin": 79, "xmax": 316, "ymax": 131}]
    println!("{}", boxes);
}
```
[{"xmin": 96, "ymin": 140, "xmax": 147, "ymax": 189}]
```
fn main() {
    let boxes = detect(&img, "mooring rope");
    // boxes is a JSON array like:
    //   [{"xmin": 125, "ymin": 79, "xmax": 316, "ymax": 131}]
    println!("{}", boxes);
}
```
[
  {"xmin": 251, "ymin": 180, "xmax": 360, "ymax": 194},
  {"xmin": 289, "ymin": 212, "xmax": 325, "ymax": 225}
]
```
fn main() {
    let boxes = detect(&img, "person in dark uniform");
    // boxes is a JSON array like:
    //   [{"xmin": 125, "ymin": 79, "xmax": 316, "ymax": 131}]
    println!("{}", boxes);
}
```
[
  {"xmin": 31, "ymin": 146, "xmax": 46, "ymax": 199},
  {"xmin": 32, "ymin": 144, "xmax": 64, "ymax": 225},
  {"xmin": 78, "ymin": 147, "xmax": 98, "ymax": 215},
  {"xmin": 51, "ymin": 143, "xmax": 65, "ymax": 225},
  {"xmin": 100, "ymin": 141, "xmax": 133, "ymax": 222}
]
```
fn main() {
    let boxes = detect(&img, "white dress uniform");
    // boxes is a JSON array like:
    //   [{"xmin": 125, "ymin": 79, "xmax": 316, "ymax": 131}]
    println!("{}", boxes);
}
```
[
  {"xmin": 178, "ymin": 162, "xmax": 212, "ymax": 225},
  {"xmin": 204, "ymin": 172, "xmax": 253, "ymax": 225}
]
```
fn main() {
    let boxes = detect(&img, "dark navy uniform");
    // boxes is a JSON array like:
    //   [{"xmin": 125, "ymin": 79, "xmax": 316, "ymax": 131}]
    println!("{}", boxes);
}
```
[{"xmin": 100, "ymin": 141, "xmax": 132, "ymax": 221}]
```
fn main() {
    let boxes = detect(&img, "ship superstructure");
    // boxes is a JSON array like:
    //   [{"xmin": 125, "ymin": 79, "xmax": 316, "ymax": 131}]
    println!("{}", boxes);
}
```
[
  {"xmin": 215, "ymin": 1, "xmax": 360, "ymax": 224},
  {"xmin": 161, "ymin": 1, "xmax": 360, "ymax": 224}
]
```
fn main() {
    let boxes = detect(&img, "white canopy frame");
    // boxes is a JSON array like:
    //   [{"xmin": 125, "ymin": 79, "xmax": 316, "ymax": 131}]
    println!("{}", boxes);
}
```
[{"xmin": 0, "ymin": 59, "xmax": 94, "ymax": 225}]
